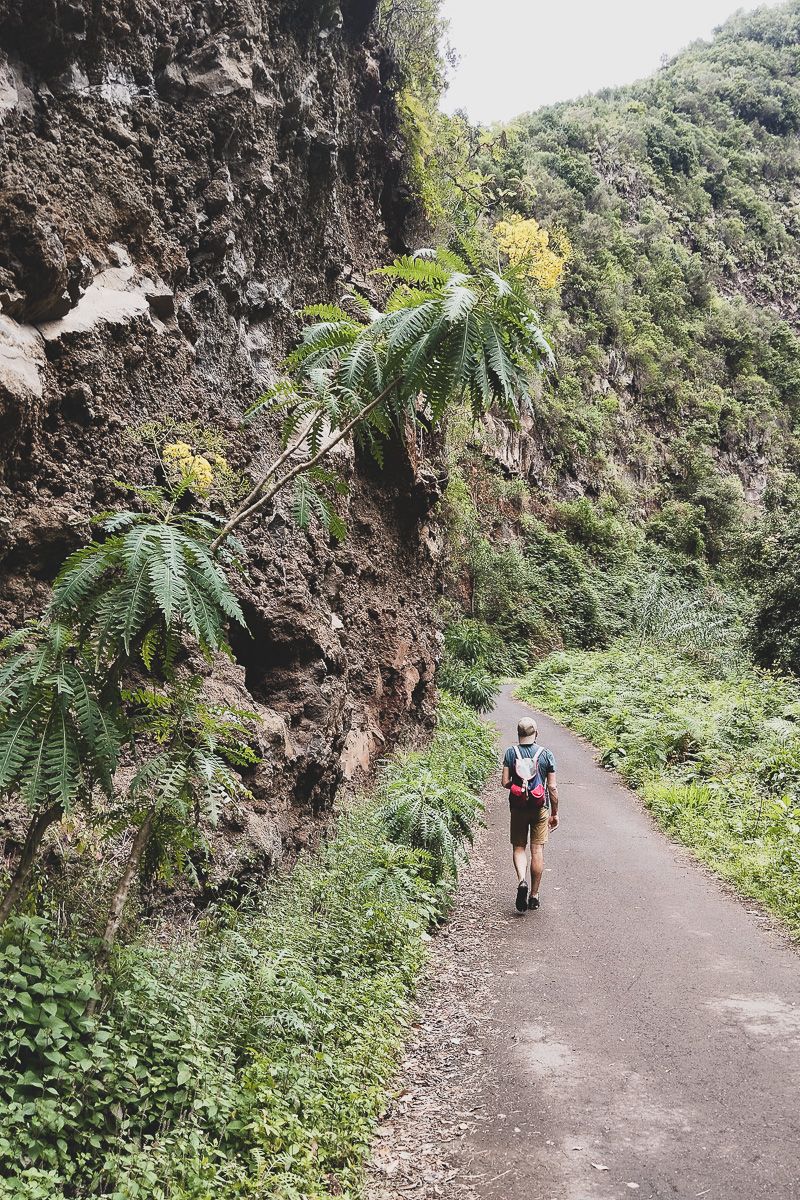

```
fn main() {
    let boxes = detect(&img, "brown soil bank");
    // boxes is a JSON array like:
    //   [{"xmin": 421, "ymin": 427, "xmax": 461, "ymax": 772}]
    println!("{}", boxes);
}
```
[{"xmin": 0, "ymin": 0, "xmax": 443, "ymax": 899}]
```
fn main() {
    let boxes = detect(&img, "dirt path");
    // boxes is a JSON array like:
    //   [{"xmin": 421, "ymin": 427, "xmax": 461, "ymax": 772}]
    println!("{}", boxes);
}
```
[{"xmin": 367, "ymin": 685, "xmax": 800, "ymax": 1200}]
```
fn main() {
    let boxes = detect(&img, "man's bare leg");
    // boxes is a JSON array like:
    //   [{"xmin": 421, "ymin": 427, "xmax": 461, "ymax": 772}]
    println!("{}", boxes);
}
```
[
  {"xmin": 530, "ymin": 843, "xmax": 544, "ymax": 899},
  {"xmin": 513, "ymin": 843, "xmax": 529, "ymax": 911}
]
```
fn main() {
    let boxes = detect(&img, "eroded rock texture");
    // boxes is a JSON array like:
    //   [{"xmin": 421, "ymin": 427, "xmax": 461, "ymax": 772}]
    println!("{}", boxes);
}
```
[{"xmin": 0, "ymin": 0, "xmax": 443, "ymax": 888}]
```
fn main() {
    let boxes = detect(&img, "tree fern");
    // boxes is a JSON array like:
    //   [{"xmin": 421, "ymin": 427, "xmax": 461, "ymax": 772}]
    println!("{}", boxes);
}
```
[
  {"xmin": 0, "ymin": 705, "xmax": 41, "ymax": 794},
  {"xmin": 47, "ymin": 544, "xmax": 109, "ymax": 613},
  {"xmin": 217, "ymin": 245, "xmax": 552, "ymax": 546},
  {"xmin": 51, "ymin": 508, "xmax": 246, "ymax": 668}
]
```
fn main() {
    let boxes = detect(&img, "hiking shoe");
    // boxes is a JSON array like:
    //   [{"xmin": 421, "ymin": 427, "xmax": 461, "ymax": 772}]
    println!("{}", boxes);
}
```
[
  {"xmin": 515, "ymin": 881, "xmax": 529, "ymax": 912},
  {"xmin": 528, "ymin": 894, "xmax": 540, "ymax": 910}
]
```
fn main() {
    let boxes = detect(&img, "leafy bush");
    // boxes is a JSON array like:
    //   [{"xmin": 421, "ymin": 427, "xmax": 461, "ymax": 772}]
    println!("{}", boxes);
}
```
[
  {"xmin": 550, "ymin": 496, "xmax": 637, "ymax": 561},
  {"xmin": 518, "ymin": 646, "xmax": 800, "ymax": 933},
  {"xmin": 0, "ymin": 693, "xmax": 496, "ymax": 1199},
  {"xmin": 645, "ymin": 500, "xmax": 706, "ymax": 559},
  {"xmin": 437, "ymin": 655, "xmax": 499, "ymax": 712},
  {"xmin": 443, "ymin": 619, "xmax": 493, "ymax": 666},
  {"xmin": 438, "ymin": 618, "xmax": 536, "ymax": 710},
  {"xmin": 635, "ymin": 569, "xmax": 743, "ymax": 664},
  {"xmin": 750, "ymin": 513, "xmax": 800, "ymax": 675}
]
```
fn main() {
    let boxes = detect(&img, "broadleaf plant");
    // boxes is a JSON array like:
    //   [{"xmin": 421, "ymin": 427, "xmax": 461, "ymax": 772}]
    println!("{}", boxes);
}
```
[{"xmin": 211, "ymin": 244, "xmax": 552, "ymax": 549}]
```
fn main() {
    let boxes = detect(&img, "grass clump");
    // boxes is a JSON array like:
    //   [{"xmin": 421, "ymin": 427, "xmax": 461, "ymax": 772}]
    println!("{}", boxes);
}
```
[
  {"xmin": 0, "ymin": 693, "xmax": 496, "ymax": 1200},
  {"xmin": 517, "ymin": 647, "xmax": 800, "ymax": 935}
]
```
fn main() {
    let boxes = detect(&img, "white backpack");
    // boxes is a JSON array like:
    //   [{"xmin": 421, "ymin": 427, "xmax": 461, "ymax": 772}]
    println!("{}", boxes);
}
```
[{"xmin": 513, "ymin": 745, "xmax": 546, "ymax": 805}]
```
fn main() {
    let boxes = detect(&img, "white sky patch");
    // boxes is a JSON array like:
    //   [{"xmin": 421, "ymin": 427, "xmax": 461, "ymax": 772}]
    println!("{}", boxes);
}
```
[{"xmin": 440, "ymin": 0, "xmax": 787, "ymax": 123}]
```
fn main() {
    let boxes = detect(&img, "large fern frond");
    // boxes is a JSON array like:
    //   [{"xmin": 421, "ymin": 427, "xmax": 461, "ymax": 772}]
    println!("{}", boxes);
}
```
[
  {"xmin": 50, "ymin": 544, "xmax": 112, "ymax": 617},
  {"xmin": 374, "ymin": 255, "xmax": 451, "ymax": 287}
]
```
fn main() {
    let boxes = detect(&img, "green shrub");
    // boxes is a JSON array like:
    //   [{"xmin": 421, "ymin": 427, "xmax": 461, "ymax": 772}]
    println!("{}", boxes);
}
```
[
  {"xmin": 750, "ymin": 519, "xmax": 800, "ymax": 674},
  {"xmin": 438, "ymin": 656, "xmax": 499, "ymax": 712},
  {"xmin": 550, "ymin": 496, "xmax": 636, "ymax": 560},
  {"xmin": 0, "ymin": 693, "xmax": 496, "ymax": 1200},
  {"xmin": 438, "ymin": 619, "xmax": 530, "ymax": 710},
  {"xmin": 645, "ymin": 500, "xmax": 706, "ymax": 558}
]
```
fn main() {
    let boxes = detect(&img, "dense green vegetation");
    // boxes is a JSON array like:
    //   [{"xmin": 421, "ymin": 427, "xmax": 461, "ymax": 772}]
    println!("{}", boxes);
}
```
[
  {"xmin": 0, "ymin": 693, "xmax": 495, "ymax": 1199},
  {"xmin": 480, "ymin": 5, "xmax": 800, "ymax": 516},
  {"xmin": 0, "ymin": 245, "xmax": 544, "ymax": 936},
  {"xmin": 518, "ymin": 648, "xmax": 800, "ymax": 934},
  {"xmin": 430, "ymin": 4, "xmax": 800, "ymax": 700},
  {"xmin": 9, "ymin": 1, "xmax": 800, "ymax": 1192}
]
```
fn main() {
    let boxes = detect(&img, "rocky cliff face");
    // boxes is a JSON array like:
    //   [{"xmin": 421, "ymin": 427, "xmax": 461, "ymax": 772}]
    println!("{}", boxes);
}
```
[{"xmin": 0, "ymin": 0, "xmax": 443, "ymax": 889}]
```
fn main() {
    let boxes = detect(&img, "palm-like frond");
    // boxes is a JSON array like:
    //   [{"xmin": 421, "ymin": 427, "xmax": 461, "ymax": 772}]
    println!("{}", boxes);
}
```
[
  {"xmin": 50, "ymin": 515, "xmax": 246, "ymax": 668},
  {"xmin": 377, "ymin": 758, "xmax": 483, "ymax": 881},
  {"xmin": 0, "ymin": 628, "xmax": 125, "ymax": 812},
  {"xmin": 292, "ymin": 475, "xmax": 347, "ymax": 540},
  {"xmin": 382, "ymin": 789, "xmax": 460, "ymax": 880},
  {"xmin": 240, "ymin": 247, "xmax": 552, "ymax": 542},
  {"xmin": 359, "ymin": 843, "xmax": 433, "ymax": 905},
  {"xmin": 374, "ymin": 255, "xmax": 452, "ymax": 287}
]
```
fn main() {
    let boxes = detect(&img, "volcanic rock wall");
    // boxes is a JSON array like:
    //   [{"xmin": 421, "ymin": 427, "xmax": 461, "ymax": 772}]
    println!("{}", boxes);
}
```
[{"xmin": 0, "ymin": 0, "xmax": 443, "ymax": 888}]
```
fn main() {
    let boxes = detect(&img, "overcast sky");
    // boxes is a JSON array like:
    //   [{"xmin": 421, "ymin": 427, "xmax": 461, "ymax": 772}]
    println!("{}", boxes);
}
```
[{"xmin": 440, "ymin": 0, "xmax": 787, "ymax": 123}]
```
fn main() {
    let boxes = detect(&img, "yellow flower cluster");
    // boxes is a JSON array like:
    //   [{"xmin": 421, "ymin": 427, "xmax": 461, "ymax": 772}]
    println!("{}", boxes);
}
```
[
  {"xmin": 163, "ymin": 441, "xmax": 227, "ymax": 496},
  {"xmin": 492, "ymin": 214, "xmax": 571, "ymax": 290}
]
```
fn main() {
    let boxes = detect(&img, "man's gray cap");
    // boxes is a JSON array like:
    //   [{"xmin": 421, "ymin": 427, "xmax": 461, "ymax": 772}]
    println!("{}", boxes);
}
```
[{"xmin": 517, "ymin": 717, "xmax": 538, "ymax": 745}]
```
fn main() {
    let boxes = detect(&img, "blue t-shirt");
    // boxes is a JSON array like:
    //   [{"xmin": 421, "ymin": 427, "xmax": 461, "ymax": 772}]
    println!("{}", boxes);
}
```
[{"xmin": 503, "ymin": 743, "xmax": 556, "ymax": 805}]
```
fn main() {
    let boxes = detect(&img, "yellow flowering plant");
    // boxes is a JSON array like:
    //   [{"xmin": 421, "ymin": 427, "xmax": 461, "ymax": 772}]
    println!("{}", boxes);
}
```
[
  {"xmin": 492, "ymin": 213, "xmax": 571, "ymax": 290},
  {"xmin": 162, "ymin": 441, "xmax": 222, "ymax": 497}
]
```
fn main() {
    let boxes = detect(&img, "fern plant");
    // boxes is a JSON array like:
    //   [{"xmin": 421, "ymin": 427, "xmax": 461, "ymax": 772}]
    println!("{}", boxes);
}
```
[
  {"xmin": 636, "ymin": 568, "xmax": 739, "ymax": 664},
  {"xmin": 358, "ymin": 842, "xmax": 435, "ymax": 909},
  {"xmin": 443, "ymin": 619, "xmax": 494, "ymax": 665},
  {"xmin": 87, "ymin": 682, "xmax": 256, "ymax": 1003},
  {"xmin": 437, "ymin": 655, "xmax": 499, "ymax": 713},
  {"xmin": 211, "ymin": 246, "xmax": 552, "ymax": 549},
  {"xmin": 0, "ymin": 623, "xmax": 125, "ymax": 923},
  {"xmin": 0, "ymin": 482, "xmax": 251, "ymax": 948},
  {"xmin": 380, "ymin": 763, "xmax": 480, "ymax": 881}
]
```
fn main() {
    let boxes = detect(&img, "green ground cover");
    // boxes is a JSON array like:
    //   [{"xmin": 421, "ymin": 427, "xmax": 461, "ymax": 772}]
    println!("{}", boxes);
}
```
[
  {"xmin": 518, "ymin": 647, "xmax": 800, "ymax": 935},
  {"xmin": 0, "ymin": 693, "xmax": 496, "ymax": 1200}
]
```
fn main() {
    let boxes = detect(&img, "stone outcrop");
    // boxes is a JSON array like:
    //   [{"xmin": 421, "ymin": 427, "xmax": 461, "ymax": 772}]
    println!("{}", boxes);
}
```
[{"xmin": 0, "ymin": 0, "xmax": 442, "ymax": 890}]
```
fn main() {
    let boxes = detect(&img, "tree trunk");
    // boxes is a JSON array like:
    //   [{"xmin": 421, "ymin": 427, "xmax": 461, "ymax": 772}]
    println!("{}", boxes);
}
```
[
  {"xmin": 86, "ymin": 809, "xmax": 154, "ymax": 1017},
  {"xmin": 210, "ymin": 378, "xmax": 400, "ymax": 552},
  {"xmin": 0, "ymin": 802, "xmax": 63, "ymax": 925}
]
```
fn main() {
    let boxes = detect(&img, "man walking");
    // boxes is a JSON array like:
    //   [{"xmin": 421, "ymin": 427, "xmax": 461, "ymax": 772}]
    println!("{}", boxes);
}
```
[{"xmin": 501, "ymin": 716, "xmax": 559, "ymax": 912}]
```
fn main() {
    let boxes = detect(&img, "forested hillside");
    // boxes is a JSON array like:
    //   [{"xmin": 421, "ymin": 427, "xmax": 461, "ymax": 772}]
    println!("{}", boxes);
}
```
[
  {"xmin": 432, "ymin": 4, "xmax": 800, "ymax": 947},
  {"xmin": 504, "ymin": 4, "xmax": 800, "ymax": 504},
  {"xmin": 436, "ymin": 2, "xmax": 800, "ymax": 678}
]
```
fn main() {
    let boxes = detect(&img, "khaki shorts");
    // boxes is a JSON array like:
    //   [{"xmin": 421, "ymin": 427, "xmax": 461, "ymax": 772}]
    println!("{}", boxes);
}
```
[{"xmin": 510, "ymin": 804, "xmax": 549, "ymax": 847}]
